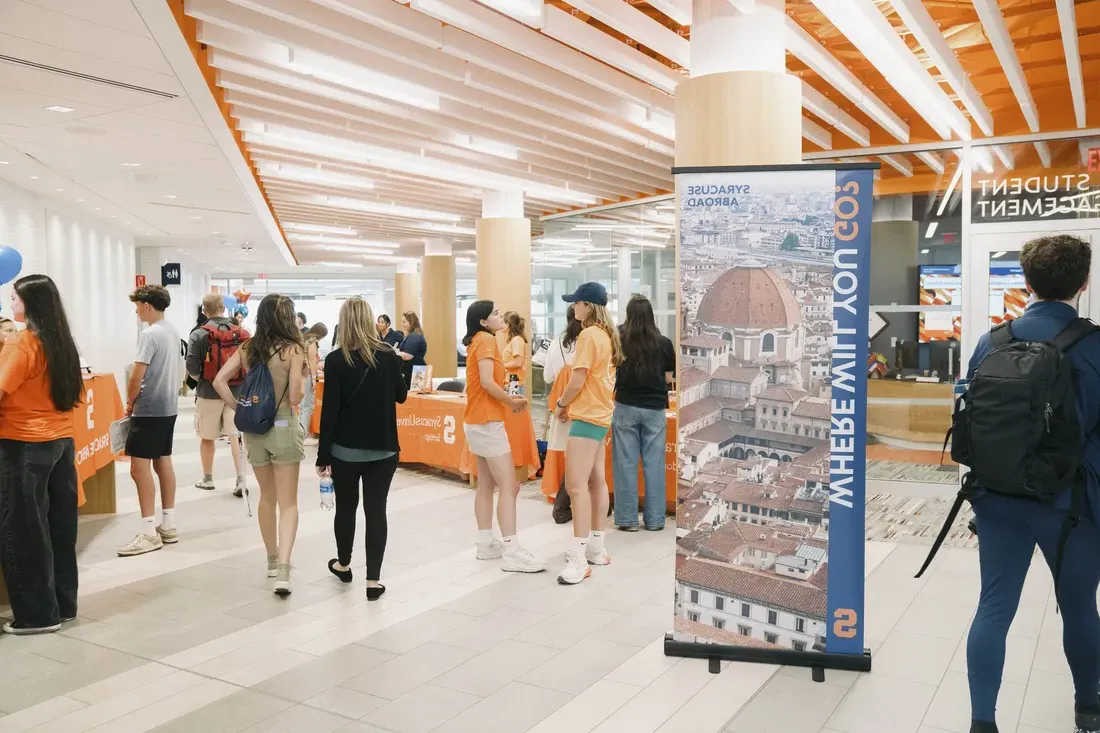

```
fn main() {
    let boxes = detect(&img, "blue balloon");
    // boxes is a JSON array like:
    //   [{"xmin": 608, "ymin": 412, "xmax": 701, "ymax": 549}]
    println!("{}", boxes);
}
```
[
  {"xmin": 223, "ymin": 295, "xmax": 237, "ymax": 312},
  {"xmin": 0, "ymin": 247, "xmax": 24, "ymax": 285},
  {"xmin": 236, "ymin": 304, "xmax": 249, "ymax": 318}
]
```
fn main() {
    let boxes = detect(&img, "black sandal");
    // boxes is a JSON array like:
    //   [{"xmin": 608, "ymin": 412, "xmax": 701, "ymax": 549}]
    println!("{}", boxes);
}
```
[
  {"xmin": 328, "ymin": 559, "xmax": 353, "ymax": 583},
  {"xmin": 366, "ymin": 584, "xmax": 386, "ymax": 601}
]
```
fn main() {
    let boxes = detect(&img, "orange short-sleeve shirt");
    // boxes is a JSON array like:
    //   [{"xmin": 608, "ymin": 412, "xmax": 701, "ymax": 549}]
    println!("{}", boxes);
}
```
[
  {"xmin": 464, "ymin": 331, "xmax": 507, "ymax": 425},
  {"xmin": 503, "ymin": 335, "xmax": 527, "ymax": 386},
  {"xmin": 569, "ymin": 326, "xmax": 616, "ymax": 428},
  {"xmin": 0, "ymin": 331, "xmax": 76, "ymax": 442}
]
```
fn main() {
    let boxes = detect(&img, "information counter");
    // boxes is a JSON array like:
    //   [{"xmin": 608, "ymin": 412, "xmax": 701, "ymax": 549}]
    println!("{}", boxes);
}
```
[
  {"xmin": 310, "ymin": 381, "xmax": 539, "ymax": 478},
  {"xmin": 539, "ymin": 411, "xmax": 678, "ymax": 514}
]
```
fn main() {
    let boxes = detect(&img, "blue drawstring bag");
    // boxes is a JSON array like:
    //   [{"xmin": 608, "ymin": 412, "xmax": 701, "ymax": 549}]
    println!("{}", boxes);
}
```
[{"xmin": 234, "ymin": 360, "xmax": 282, "ymax": 435}]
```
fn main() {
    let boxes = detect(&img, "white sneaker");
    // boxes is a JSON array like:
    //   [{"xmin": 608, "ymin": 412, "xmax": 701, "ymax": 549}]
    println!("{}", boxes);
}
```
[
  {"xmin": 501, "ymin": 546, "xmax": 546, "ymax": 573},
  {"xmin": 266, "ymin": 552, "xmax": 279, "ymax": 579},
  {"xmin": 117, "ymin": 533, "xmax": 163, "ymax": 557},
  {"xmin": 557, "ymin": 550, "xmax": 591, "ymax": 585},
  {"xmin": 194, "ymin": 478, "xmax": 215, "ymax": 490},
  {"xmin": 273, "ymin": 563, "xmax": 292, "ymax": 597},
  {"xmin": 476, "ymin": 539, "xmax": 503, "ymax": 560},
  {"xmin": 585, "ymin": 545, "xmax": 611, "ymax": 566}
]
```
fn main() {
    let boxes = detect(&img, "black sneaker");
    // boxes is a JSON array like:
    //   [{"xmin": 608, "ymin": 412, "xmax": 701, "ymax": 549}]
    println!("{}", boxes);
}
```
[
  {"xmin": 1076, "ymin": 708, "xmax": 1100, "ymax": 733},
  {"xmin": 969, "ymin": 721, "xmax": 997, "ymax": 733},
  {"xmin": 233, "ymin": 486, "xmax": 244, "ymax": 498},
  {"xmin": 3, "ymin": 620, "xmax": 61, "ymax": 635}
]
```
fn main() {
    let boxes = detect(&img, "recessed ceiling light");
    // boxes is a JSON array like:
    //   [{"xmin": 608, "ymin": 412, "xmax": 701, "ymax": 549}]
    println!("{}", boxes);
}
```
[
  {"xmin": 163, "ymin": 194, "xmax": 177, "ymax": 199},
  {"xmin": 920, "ymin": 248, "xmax": 930, "ymax": 254},
  {"xmin": 30, "ymin": 176, "xmax": 38, "ymax": 180},
  {"xmin": 110, "ymin": 215, "xmax": 116, "ymax": 218},
  {"xmin": 189, "ymin": 216, "xmax": 202, "ymax": 220},
  {"xmin": 121, "ymin": 163, "xmax": 140, "ymax": 167},
  {"xmin": 125, "ymin": 221, "xmax": 130, "ymax": 225},
  {"xmin": 77, "ymin": 198, "xmax": 84, "ymax": 202},
  {"xmin": 95, "ymin": 207, "xmax": 101, "ymax": 211},
  {"xmin": 45, "ymin": 105, "xmax": 74, "ymax": 113},
  {"xmin": 0, "ymin": 161, "xmax": 8, "ymax": 165},
  {"xmin": 56, "ymin": 188, "xmax": 63, "ymax": 192}
]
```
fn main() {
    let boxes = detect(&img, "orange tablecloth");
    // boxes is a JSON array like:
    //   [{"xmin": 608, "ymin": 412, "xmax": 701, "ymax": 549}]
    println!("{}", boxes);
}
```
[
  {"xmin": 312, "ymin": 380, "xmax": 538, "ymax": 477},
  {"xmin": 73, "ymin": 374, "xmax": 124, "ymax": 506},
  {"xmin": 540, "ymin": 411, "xmax": 677, "ymax": 514}
]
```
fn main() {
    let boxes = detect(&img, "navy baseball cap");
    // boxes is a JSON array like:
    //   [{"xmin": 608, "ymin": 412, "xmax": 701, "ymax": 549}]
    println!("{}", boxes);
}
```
[{"xmin": 562, "ymin": 282, "xmax": 608, "ymax": 306}]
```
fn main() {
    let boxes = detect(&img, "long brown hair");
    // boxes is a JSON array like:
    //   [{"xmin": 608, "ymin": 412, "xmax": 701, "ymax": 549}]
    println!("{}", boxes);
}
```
[
  {"xmin": 503, "ymin": 311, "xmax": 527, "ymax": 342},
  {"xmin": 582, "ymin": 302, "xmax": 623, "ymax": 366},
  {"xmin": 339, "ymin": 296, "xmax": 385, "ymax": 369},
  {"xmin": 242, "ymin": 294, "xmax": 304, "ymax": 367},
  {"xmin": 561, "ymin": 304, "xmax": 582, "ymax": 351},
  {"xmin": 403, "ymin": 311, "xmax": 423, "ymax": 335},
  {"xmin": 619, "ymin": 294, "xmax": 662, "ymax": 381},
  {"xmin": 14, "ymin": 275, "xmax": 84, "ymax": 411}
]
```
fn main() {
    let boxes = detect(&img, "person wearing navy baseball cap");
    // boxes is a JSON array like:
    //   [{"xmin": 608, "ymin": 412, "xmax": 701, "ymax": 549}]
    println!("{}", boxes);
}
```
[{"xmin": 554, "ymin": 281, "xmax": 622, "ymax": 585}]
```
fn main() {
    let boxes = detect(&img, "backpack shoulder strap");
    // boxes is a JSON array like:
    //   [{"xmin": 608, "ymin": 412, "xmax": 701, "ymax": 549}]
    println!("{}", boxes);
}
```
[
  {"xmin": 990, "ymin": 321, "xmax": 1014, "ymax": 347},
  {"xmin": 1051, "ymin": 317, "xmax": 1100, "ymax": 354}
]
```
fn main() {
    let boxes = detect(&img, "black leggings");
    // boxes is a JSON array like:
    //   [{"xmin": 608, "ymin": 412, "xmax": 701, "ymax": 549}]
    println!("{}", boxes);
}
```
[
  {"xmin": 0, "ymin": 438, "xmax": 78, "ymax": 626},
  {"xmin": 331, "ymin": 455, "xmax": 399, "ymax": 581}
]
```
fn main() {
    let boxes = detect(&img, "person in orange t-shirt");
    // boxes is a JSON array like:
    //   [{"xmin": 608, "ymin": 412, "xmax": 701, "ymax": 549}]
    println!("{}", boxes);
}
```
[
  {"xmin": 501, "ymin": 311, "xmax": 528, "ymax": 389},
  {"xmin": 553, "ymin": 282, "xmax": 622, "ymax": 585},
  {"xmin": 462, "ymin": 300, "xmax": 544, "ymax": 574},
  {"xmin": 0, "ymin": 275, "xmax": 85, "ymax": 635}
]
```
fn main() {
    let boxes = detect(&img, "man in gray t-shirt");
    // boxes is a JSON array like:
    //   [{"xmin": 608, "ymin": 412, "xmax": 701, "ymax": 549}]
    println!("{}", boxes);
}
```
[{"xmin": 120, "ymin": 285, "xmax": 182, "ymax": 558}]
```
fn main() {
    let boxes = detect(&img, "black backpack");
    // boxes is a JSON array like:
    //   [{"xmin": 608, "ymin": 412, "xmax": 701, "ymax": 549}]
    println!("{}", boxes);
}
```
[{"xmin": 916, "ymin": 318, "xmax": 1098, "ymax": 582}]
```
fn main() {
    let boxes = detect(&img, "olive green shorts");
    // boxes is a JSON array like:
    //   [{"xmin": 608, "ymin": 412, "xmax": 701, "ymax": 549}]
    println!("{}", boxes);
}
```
[{"xmin": 243, "ymin": 408, "xmax": 304, "ymax": 467}]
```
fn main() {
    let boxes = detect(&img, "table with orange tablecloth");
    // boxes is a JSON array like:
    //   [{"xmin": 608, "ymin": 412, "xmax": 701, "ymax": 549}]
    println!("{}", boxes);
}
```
[
  {"xmin": 0, "ymin": 374, "xmax": 124, "ymax": 604},
  {"xmin": 310, "ymin": 380, "xmax": 539, "ymax": 477},
  {"xmin": 540, "ymin": 411, "xmax": 677, "ymax": 514}
]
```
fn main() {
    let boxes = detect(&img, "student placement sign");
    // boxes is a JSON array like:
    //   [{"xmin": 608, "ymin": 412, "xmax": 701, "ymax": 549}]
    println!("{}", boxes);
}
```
[{"xmin": 669, "ymin": 164, "xmax": 874, "ymax": 670}]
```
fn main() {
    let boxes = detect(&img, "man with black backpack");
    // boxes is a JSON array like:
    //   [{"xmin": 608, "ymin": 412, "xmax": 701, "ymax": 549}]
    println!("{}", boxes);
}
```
[
  {"xmin": 925, "ymin": 235, "xmax": 1100, "ymax": 733},
  {"xmin": 186, "ymin": 294, "xmax": 249, "ymax": 497}
]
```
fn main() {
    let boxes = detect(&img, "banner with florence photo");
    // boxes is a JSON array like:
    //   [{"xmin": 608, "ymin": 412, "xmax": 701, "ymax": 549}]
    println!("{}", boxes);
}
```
[{"xmin": 667, "ymin": 164, "xmax": 876, "ymax": 672}]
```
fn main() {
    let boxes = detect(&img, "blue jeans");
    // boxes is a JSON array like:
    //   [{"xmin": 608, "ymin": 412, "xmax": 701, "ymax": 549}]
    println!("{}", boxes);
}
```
[
  {"xmin": 611, "ymin": 403, "xmax": 667, "ymax": 529},
  {"xmin": 967, "ymin": 493, "xmax": 1100, "ymax": 722}
]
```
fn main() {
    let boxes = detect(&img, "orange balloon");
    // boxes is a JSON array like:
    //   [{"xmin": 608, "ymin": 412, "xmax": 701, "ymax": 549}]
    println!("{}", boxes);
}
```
[{"xmin": 234, "ymin": 289, "xmax": 251, "ymax": 304}]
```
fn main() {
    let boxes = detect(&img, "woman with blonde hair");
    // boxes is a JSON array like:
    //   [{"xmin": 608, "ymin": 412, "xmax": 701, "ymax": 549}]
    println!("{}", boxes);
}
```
[
  {"xmin": 501, "ymin": 311, "xmax": 528, "ymax": 390},
  {"xmin": 214, "ymin": 294, "xmax": 305, "ymax": 596},
  {"xmin": 553, "ymin": 282, "xmax": 622, "ymax": 585},
  {"xmin": 316, "ymin": 297, "xmax": 407, "ymax": 600}
]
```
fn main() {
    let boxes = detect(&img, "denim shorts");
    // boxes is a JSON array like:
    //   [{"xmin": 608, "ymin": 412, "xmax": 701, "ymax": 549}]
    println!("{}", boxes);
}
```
[{"xmin": 569, "ymin": 420, "xmax": 609, "ymax": 442}]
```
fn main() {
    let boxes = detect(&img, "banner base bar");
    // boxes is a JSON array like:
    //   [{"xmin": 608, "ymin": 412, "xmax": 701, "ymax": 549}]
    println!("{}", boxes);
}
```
[{"xmin": 664, "ymin": 634, "xmax": 872, "ymax": 677}]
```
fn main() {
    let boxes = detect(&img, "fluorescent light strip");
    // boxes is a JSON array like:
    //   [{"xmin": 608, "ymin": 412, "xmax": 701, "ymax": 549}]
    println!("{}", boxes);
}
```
[
  {"xmin": 450, "ymin": 134, "xmax": 519, "ymax": 160},
  {"xmin": 286, "ymin": 49, "xmax": 440, "ymax": 111},
  {"xmin": 302, "ymin": 194, "xmax": 462, "ymax": 222},
  {"xmin": 282, "ymin": 222, "xmax": 359, "ymax": 235},
  {"xmin": 925, "ymin": 222, "xmax": 938, "ymax": 239},
  {"xmin": 260, "ymin": 163, "xmax": 375, "ymax": 190},
  {"xmin": 936, "ymin": 164, "xmax": 964, "ymax": 217},
  {"xmin": 409, "ymin": 222, "xmax": 479, "ymax": 235},
  {"xmin": 288, "ymin": 234, "xmax": 400, "ymax": 248}
]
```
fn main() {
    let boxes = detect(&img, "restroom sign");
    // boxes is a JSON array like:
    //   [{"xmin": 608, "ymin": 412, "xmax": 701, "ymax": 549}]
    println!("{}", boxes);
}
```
[{"xmin": 161, "ymin": 262, "xmax": 181, "ymax": 286}]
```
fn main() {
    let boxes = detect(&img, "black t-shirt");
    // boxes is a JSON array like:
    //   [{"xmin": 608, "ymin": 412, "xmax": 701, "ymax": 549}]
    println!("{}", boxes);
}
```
[{"xmin": 615, "ymin": 334, "xmax": 676, "ymax": 410}]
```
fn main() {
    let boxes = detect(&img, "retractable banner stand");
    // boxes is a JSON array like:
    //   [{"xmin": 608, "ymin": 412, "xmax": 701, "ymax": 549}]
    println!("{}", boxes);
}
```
[{"xmin": 666, "ymin": 163, "xmax": 876, "ymax": 675}]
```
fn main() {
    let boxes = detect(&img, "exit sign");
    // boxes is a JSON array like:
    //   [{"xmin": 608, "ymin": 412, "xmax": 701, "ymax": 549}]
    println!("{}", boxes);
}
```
[
  {"xmin": 1089, "ymin": 148, "xmax": 1100, "ymax": 172},
  {"xmin": 135, "ymin": 275, "xmax": 146, "ymax": 287},
  {"xmin": 257, "ymin": 273, "xmax": 267, "ymax": 280}
]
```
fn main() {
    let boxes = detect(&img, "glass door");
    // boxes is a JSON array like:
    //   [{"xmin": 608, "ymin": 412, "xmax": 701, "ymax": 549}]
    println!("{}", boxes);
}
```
[{"xmin": 963, "ymin": 221, "xmax": 1099, "ymax": 370}]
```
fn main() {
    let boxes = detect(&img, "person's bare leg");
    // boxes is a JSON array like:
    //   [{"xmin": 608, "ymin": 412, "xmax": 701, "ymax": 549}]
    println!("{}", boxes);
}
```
[
  {"xmin": 199, "ymin": 439, "xmax": 215, "ymax": 478},
  {"xmin": 588, "ymin": 440, "xmax": 609, "ymax": 532},
  {"xmin": 130, "ymin": 458, "xmax": 156, "ymax": 518},
  {"xmin": 484, "ymin": 453, "xmax": 518, "ymax": 538},
  {"xmin": 273, "ymin": 463, "xmax": 301, "ymax": 564},
  {"xmin": 565, "ymin": 438, "xmax": 600, "ymax": 539},
  {"xmin": 253, "ymin": 464, "xmax": 278, "ymax": 555},
  {"xmin": 153, "ymin": 457, "xmax": 176, "ymax": 510},
  {"xmin": 474, "ymin": 456, "xmax": 497, "ymax": 531}
]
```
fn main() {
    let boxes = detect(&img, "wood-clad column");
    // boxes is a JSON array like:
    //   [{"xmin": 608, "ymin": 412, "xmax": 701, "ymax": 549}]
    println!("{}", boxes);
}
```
[
  {"xmin": 476, "ymin": 189, "xmax": 531, "ymax": 386},
  {"xmin": 676, "ymin": 0, "xmax": 801, "ymax": 168},
  {"xmin": 422, "ymin": 239, "xmax": 457, "ymax": 378},
  {"xmin": 394, "ymin": 261, "xmax": 420, "ymax": 328}
]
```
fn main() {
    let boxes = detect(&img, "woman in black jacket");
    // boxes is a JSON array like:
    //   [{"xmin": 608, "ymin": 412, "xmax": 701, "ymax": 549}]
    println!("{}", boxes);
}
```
[
  {"xmin": 317, "ymin": 296, "xmax": 407, "ymax": 599},
  {"xmin": 396, "ymin": 311, "xmax": 427, "ymax": 387}
]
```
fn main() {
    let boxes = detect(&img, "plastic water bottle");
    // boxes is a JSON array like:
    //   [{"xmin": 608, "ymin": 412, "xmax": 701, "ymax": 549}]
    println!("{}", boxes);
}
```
[{"xmin": 319, "ymin": 477, "xmax": 335, "ymax": 511}]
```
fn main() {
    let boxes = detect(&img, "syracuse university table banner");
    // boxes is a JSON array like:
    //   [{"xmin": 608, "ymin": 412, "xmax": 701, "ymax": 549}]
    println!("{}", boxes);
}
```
[{"xmin": 666, "ymin": 163, "xmax": 876, "ymax": 675}]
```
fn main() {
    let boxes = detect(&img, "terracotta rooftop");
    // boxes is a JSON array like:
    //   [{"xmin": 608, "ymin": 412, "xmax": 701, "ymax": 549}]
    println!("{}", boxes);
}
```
[
  {"xmin": 711, "ymin": 365, "xmax": 765, "ymax": 384},
  {"xmin": 678, "ymin": 558, "xmax": 828, "ymax": 619},
  {"xmin": 792, "ymin": 399, "xmax": 831, "ymax": 421},
  {"xmin": 760, "ymin": 385, "xmax": 809, "ymax": 403},
  {"xmin": 696, "ymin": 267, "xmax": 802, "ymax": 331},
  {"xmin": 681, "ymin": 335, "xmax": 728, "ymax": 349},
  {"xmin": 673, "ymin": 617, "xmax": 783, "ymax": 650},
  {"xmin": 680, "ymin": 366, "xmax": 710, "ymax": 390}
]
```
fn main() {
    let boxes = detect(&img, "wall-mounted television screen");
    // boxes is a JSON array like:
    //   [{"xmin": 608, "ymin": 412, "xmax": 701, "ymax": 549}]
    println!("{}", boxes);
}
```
[{"xmin": 918, "ymin": 264, "xmax": 1027, "ymax": 342}]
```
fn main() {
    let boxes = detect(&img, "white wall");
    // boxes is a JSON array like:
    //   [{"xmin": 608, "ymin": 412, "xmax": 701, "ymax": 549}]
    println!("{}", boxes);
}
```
[
  {"xmin": 0, "ymin": 180, "xmax": 137, "ymax": 390},
  {"xmin": 136, "ymin": 247, "xmax": 211, "ymax": 343}
]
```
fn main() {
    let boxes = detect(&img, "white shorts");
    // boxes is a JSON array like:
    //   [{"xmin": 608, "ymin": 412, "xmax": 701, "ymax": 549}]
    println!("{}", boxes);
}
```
[{"xmin": 464, "ymin": 421, "xmax": 510, "ymax": 459}]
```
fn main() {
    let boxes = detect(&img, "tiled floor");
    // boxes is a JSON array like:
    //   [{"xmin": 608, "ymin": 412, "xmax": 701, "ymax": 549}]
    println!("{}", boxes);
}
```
[{"xmin": 0, "ymin": 400, "xmax": 1080, "ymax": 733}]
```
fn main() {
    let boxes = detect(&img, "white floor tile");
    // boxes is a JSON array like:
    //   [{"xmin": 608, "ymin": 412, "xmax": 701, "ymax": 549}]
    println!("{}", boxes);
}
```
[
  {"xmin": 525, "ymin": 679, "xmax": 641, "ymax": 733},
  {"xmin": 825, "ymin": 674, "xmax": 937, "ymax": 733}
]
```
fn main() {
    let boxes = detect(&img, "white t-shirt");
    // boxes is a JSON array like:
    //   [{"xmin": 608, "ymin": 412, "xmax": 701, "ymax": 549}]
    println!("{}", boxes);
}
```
[
  {"xmin": 133, "ymin": 320, "xmax": 182, "ymax": 417},
  {"xmin": 542, "ymin": 334, "xmax": 575, "ymax": 385}
]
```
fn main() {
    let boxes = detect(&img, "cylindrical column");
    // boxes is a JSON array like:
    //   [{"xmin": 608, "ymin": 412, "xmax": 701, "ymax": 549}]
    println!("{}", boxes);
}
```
[
  {"xmin": 476, "ymin": 190, "xmax": 531, "ymax": 386},
  {"xmin": 422, "ymin": 239, "xmax": 457, "ymax": 378},
  {"xmin": 394, "ymin": 260, "xmax": 420, "ymax": 328},
  {"xmin": 676, "ymin": 0, "xmax": 801, "ymax": 167},
  {"xmin": 617, "ymin": 248, "xmax": 632, "ymax": 322}
]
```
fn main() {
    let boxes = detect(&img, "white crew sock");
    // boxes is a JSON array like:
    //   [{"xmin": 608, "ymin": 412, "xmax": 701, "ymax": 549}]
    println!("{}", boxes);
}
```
[
  {"xmin": 161, "ymin": 508, "xmax": 176, "ymax": 531},
  {"xmin": 141, "ymin": 515, "xmax": 157, "ymax": 536},
  {"xmin": 477, "ymin": 529, "xmax": 494, "ymax": 544},
  {"xmin": 575, "ymin": 536, "xmax": 589, "ymax": 553},
  {"xmin": 590, "ymin": 530, "xmax": 605, "ymax": 552},
  {"xmin": 502, "ymin": 535, "xmax": 517, "ymax": 554}
]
